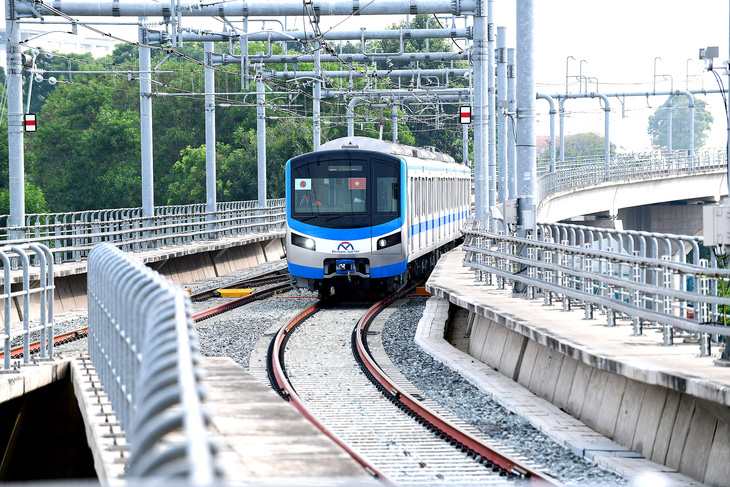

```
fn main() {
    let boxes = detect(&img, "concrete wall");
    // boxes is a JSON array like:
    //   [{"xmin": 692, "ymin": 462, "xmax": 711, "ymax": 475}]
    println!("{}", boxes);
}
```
[
  {"xmin": 3, "ymin": 238, "xmax": 286, "ymax": 323},
  {"xmin": 618, "ymin": 203, "xmax": 704, "ymax": 237},
  {"xmin": 468, "ymin": 314, "xmax": 730, "ymax": 487}
]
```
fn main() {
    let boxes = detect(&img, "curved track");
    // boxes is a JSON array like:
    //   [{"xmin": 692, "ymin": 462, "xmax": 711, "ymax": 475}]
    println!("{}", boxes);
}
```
[{"xmin": 268, "ymin": 295, "xmax": 562, "ymax": 486}]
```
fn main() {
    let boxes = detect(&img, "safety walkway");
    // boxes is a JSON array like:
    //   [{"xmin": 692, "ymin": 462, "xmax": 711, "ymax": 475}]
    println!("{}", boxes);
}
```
[{"xmin": 425, "ymin": 247, "xmax": 730, "ymax": 487}]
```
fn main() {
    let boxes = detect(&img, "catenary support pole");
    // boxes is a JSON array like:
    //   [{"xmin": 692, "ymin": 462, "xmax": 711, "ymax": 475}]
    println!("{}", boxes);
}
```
[
  {"xmin": 516, "ymin": 0, "xmax": 536, "ymax": 230},
  {"xmin": 6, "ymin": 0, "xmax": 24, "ymax": 240},
  {"xmin": 257, "ymin": 74, "xmax": 267, "ymax": 207},
  {"xmin": 313, "ymin": 40, "xmax": 321, "ymax": 149},
  {"xmin": 497, "ymin": 26, "xmax": 507, "ymax": 203},
  {"xmin": 677, "ymin": 90, "xmax": 696, "ymax": 157},
  {"xmin": 667, "ymin": 94, "xmax": 673, "ymax": 153},
  {"xmin": 463, "ymin": 123, "xmax": 469, "ymax": 165},
  {"xmin": 392, "ymin": 105, "xmax": 398, "ymax": 142},
  {"xmin": 487, "ymin": 0, "xmax": 496, "ymax": 229},
  {"xmin": 139, "ymin": 25, "xmax": 155, "ymax": 242},
  {"xmin": 507, "ymin": 47, "xmax": 516, "ymax": 200},
  {"xmin": 537, "ymin": 93, "xmax": 557, "ymax": 172},
  {"xmin": 473, "ymin": 11, "xmax": 487, "ymax": 224},
  {"xmin": 204, "ymin": 42, "xmax": 217, "ymax": 235},
  {"xmin": 559, "ymin": 98, "xmax": 565, "ymax": 163}
]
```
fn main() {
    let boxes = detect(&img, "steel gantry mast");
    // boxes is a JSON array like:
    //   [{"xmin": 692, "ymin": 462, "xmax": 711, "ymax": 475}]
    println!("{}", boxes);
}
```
[{"xmin": 5, "ymin": 0, "xmax": 543, "ymax": 236}]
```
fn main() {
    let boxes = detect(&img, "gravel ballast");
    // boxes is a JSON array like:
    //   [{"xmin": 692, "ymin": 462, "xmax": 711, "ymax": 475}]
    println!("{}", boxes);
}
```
[
  {"xmin": 196, "ymin": 293, "xmax": 317, "ymax": 368},
  {"xmin": 381, "ymin": 298, "xmax": 628, "ymax": 486}
]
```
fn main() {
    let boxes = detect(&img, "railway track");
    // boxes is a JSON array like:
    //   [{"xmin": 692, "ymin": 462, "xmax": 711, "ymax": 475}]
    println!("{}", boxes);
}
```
[
  {"xmin": 268, "ymin": 294, "xmax": 561, "ymax": 486},
  {"xmin": 7, "ymin": 272, "xmax": 291, "ymax": 361}
]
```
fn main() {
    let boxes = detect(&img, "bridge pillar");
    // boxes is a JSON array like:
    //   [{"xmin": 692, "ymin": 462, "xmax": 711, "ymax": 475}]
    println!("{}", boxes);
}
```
[{"xmin": 617, "ymin": 204, "xmax": 704, "ymax": 241}]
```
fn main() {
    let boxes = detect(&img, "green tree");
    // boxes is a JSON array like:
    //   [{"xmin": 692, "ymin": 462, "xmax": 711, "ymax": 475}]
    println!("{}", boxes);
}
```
[
  {"xmin": 166, "ymin": 118, "xmax": 313, "ymax": 205},
  {"xmin": 556, "ymin": 132, "xmax": 617, "ymax": 162},
  {"xmin": 0, "ymin": 182, "xmax": 47, "ymax": 215},
  {"xmin": 647, "ymin": 96, "xmax": 713, "ymax": 151},
  {"xmin": 27, "ymin": 76, "xmax": 142, "ymax": 211}
]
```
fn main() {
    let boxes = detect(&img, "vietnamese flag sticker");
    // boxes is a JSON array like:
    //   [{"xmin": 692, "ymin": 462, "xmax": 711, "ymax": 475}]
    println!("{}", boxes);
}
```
[{"xmin": 349, "ymin": 178, "xmax": 366, "ymax": 189}]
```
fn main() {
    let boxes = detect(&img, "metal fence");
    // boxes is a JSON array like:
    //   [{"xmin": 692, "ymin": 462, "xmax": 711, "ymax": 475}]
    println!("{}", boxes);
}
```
[
  {"xmin": 0, "ymin": 199, "xmax": 286, "ymax": 265},
  {"xmin": 0, "ymin": 243, "xmax": 55, "ymax": 372},
  {"xmin": 538, "ymin": 148, "xmax": 727, "ymax": 202},
  {"xmin": 87, "ymin": 243, "xmax": 218, "ymax": 483},
  {"xmin": 462, "ymin": 220, "xmax": 730, "ymax": 362}
]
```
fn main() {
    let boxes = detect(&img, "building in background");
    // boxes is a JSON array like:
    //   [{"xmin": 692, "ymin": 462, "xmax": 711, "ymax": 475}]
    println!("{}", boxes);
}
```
[{"xmin": 0, "ymin": 27, "xmax": 119, "ymax": 69}]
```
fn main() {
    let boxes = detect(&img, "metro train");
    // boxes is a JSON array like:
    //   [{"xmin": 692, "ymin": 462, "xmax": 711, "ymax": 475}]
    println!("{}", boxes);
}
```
[{"xmin": 285, "ymin": 136, "xmax": 471, "ymax": 297}]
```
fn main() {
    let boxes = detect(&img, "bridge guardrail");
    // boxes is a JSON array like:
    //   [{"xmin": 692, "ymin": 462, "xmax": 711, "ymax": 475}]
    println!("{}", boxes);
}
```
[
  {"xmin": 538, "ymin": 149, "xmax": 727, "ymax": 202},
  {"xmin": 462, "ymin": 220, "xmax": 730, "ymax": 362},
  {"xmin": 0, "ymin": 243, "xmax": 54, "ymax": 372},
  {"xmin": 88, "ymin": 243, "xmax": 219, "ymax": 482},
  {"xmin": 0, "ymin": 199, "xmax": 286, "ymax": 265}
]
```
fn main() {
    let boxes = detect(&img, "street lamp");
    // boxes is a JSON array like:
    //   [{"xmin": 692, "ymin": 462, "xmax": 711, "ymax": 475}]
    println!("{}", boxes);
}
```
[
  {"xmin": 653, "ymin": 56, "xmax": 662, "ymax": 92},
  {"xmin": 565, "ymin": 55, "xmax": 575, "ymax": 93},
  {"xmin": 686, "ymin": 58, "xmax": 694, "ymax": 89},
  {"xmin": 579, "ymin": 59, "xmax": 587, "ymax": 93},
  {"xmin": 587, "ymin": 76, "xmax": 599, "ymax": 93}
]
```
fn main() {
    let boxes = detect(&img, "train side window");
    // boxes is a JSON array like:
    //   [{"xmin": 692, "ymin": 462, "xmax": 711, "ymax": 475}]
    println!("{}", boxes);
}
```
[{"xmin": 419, "ymin": 178, "xmax": 423, "ymax": 218}]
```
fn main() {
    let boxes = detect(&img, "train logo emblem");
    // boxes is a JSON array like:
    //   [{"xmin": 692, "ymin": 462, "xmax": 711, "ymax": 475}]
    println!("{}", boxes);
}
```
[{"xmin": 337, "ymin": 242, "xmax": 355, "ymax": 252}]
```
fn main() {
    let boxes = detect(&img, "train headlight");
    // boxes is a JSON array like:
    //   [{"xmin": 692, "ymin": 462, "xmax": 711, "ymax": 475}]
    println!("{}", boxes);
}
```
[
  {"xmin": 291, "ymin": 233, "xmax": 316, "ymax": 251},
  {"xmin": 376, "ymin": 232, "xmax": 401, "ymax": 250}
]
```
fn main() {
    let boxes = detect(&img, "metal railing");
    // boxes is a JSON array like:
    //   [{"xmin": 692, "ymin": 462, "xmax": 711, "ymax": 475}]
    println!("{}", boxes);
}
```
[
  {"xmin": 538, "ymin": 148, "xmax": 727, "ymax": 202},
  {"xmin": 87, "ymin": 243, "xmax": 218, "ymax": 483},
  {"xmin": 0, "ymin": 243, "xmax": 55, "ymax": 372},
  {"xmin": 0, "ymin": 199, "xmax": 286, "ymax": 265},
  {"xmin": 462, "ymin": 220, "xmax": 730, "ymax": 361}
]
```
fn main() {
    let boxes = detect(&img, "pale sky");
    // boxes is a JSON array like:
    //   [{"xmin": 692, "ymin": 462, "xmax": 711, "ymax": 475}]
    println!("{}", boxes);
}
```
[
  {"xmin": 4, "ymin": 0, "xmax": 730, "ymax": 152},
  {"xmin": 318, "ymin": 0, "xmax": 730, "ymax": 152}
]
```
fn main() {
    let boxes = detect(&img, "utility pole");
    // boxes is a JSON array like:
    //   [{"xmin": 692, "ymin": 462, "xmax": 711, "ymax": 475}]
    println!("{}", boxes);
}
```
[
  {"xmin": 473, "ymin": 5, "xmax": 488, "ymax": 225},
  {"xmin": 139, "ymin": 24, "xmax": 155, "ymax": 242},
  {"xmin": 204, "ymin": 42, "xmax": 217, "ymax": 236},
  {"xmin": 257, "ymin": 69, "xmax": 267, "ymax": 208},
  {"xmin": 497, "ymin": 26, "xmax": 507, "ymax": 205},
  {"xmin": 515, "ymin": 0, "xmax": 536, "ymax": 232},
  {"xmin": 6, "ymin": 0, "xmax": 25, "ymax": 240},
  {"xmin": 487, "ymin": 0, "xmax": 496, "ymax": 230}
]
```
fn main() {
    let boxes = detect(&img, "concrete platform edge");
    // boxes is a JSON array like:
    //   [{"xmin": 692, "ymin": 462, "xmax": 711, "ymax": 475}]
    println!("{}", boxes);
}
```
[
  {"xmin": 425, "ymin": 254, "xmax": 729, "ymax": 408},
  {"xmin": 70, "ymin": 357, "xmax": 127, "ymax": 487},
  {"xmin": 414, "ymin": 295, "xmax": 703, "ymax": 486}
]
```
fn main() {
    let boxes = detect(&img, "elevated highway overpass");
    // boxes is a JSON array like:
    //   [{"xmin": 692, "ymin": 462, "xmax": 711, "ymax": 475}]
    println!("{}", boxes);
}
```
[{"xmin": 537, "ymin": 149, "xmax": 727, "ymax": 236}]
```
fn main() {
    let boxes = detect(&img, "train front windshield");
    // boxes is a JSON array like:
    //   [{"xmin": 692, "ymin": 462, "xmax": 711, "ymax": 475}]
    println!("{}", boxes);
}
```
[{"xmin": 291, "ymin": 155, "xmax": 400, "ymax": 229}]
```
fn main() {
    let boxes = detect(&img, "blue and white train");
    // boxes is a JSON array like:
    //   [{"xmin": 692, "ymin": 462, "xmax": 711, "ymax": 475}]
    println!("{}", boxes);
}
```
[{"xmin": 285, "ymin": 136, "xmax": 471, "ymax": 297}]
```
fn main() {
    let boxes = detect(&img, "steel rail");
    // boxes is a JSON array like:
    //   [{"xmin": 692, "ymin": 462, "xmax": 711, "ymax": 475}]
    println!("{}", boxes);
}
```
[
  {"xmin": 189, "ymin": 272, "xmax": 289, "ymax": 302},
  {"xmin": 0, "ymin": 327, "xmax": 87, "ymax": 361},
  {"xmin": 352, "ymin": 297, "xmax": 561, "ymax": 485},
  {"xmin": 191, "ymin": 281, "xmax": 290, "ymax": 322},
  {"xmin": 266, "ymin": 302, "xmax": 393, "ymax": 484}
]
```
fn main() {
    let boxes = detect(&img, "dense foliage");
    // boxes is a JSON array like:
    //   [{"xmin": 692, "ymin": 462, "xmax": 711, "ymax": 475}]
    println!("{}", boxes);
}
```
[
  {"xmin": 647, "ymin": 96, "xmax": 713, "ymax": 151},
  {"xmin": 3, "ymin": 15, "xmax": 473, "ymax": 213}
]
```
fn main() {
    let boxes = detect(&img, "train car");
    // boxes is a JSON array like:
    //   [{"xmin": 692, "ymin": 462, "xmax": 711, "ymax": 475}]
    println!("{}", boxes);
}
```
[{"xmin": 286, "ymin": 136, "xmax": 471, "ymax": 297}]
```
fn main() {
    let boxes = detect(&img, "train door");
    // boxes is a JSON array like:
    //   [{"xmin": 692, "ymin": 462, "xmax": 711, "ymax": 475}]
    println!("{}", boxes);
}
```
[
  {"xmin": 370, "ymin": 157, "xmax": 401, "ymax": 253},
  {"xmin": 418, "ymin": 177, "xmax": 423, "ymax": 251},
  {"xmin": 409, "ymin": 173, "xmax": 414, "ymax": 255}
]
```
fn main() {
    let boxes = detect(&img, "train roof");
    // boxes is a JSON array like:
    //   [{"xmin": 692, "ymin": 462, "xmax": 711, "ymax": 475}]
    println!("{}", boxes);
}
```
[{"xmin": 317, "ymin": 136, "xmax": 456, "ymax": 164}]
